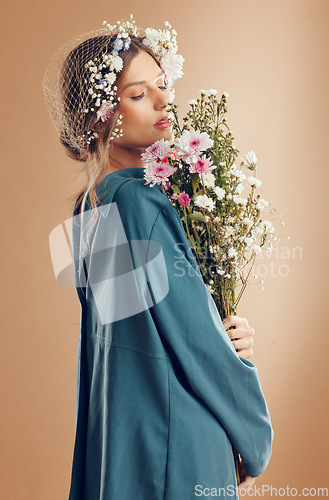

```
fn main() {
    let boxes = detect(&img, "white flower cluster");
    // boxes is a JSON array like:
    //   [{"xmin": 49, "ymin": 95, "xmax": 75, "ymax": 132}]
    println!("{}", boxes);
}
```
[
  {"xmin": 213, "ymin": 186, "xmax": 225, "ymax": 200},
  {"xmin": 201, "ymin": 172, "xmax": 216, "ymax": 188},
  {"xmin": 144, "ymin": 21, "xmax": 178, "ymax": 56},
  {"xmin": 228, "ymin": 164, "xmax": 246, "ymax": 180},
  {"xmin": 199, "ymin": 89, "xmax": 218, "ymax": 96},
  {"xmin": 80, "ymin": 15, "xmax": 183, "ymax": 145},
  {"xmin": 195, "ymin": 194, "xmax": 216, "ymax": 212},
  {"xmin": 246, "ymin": 176, "xmax": 262, "ymax": 188}
]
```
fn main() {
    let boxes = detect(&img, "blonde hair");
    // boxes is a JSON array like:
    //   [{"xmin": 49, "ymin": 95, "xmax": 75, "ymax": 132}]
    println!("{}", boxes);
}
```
[{"xmin": 61, "ymin": 34, "xmax": 162, "ymax": 219}]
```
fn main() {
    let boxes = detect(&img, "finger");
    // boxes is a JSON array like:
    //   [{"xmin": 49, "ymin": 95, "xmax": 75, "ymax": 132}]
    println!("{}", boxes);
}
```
[
  {"xmin": 232, "ymin": 337, "xmax": 254, "ymax": 350},
  {"xmin": 236, "ymin": 348, "xmax": 254, "ymax": 360},
  {"xmin": 227, "ymin": 327, "xmax": 255, "ymax": 340},
  {"xmin": 222, "ymin": 315, "xmax": 235, "ymax": 330}
]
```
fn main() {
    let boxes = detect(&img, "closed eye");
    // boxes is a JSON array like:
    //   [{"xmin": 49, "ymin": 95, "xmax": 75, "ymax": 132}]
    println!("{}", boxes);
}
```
[{"xmin": 131, "ymin": 85, "xmax": 168, "ymax": 100}]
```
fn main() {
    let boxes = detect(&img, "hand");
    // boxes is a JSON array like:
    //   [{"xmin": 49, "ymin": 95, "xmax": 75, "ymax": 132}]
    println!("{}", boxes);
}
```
[
  {"xmin": 222, "ymin": 315, "xmax": 255, "ymax": 360},
  {"xmin": 237, "ymin": 459, "xmax": 256, "ymax": 494}
]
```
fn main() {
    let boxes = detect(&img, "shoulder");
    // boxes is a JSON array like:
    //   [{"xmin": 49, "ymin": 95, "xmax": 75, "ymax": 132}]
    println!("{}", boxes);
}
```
[
  {"xmin": 114, "ymin": 176, "xmax": 172, "ymax": 215},
  {"xmin": 98, "ymin": 175, "xmax": 176, "ymax": 241}
]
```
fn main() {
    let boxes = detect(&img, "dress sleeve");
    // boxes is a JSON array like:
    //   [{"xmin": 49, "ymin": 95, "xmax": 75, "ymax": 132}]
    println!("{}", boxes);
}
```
[{"xmin": 145, "ymin": 201, "xmax": 274, "ymax": 478}]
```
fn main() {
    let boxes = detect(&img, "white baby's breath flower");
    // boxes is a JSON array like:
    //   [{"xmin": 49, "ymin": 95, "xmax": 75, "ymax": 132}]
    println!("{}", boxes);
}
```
[
  {"xmin": 256, "ymin": 198, "xmax": 269, "ymax": 210},
  {"xmin": 217, "ymin": 268, "xmax": 225, "ymax": 275},
  {"xmin": 235, "ymin": 183, "xmax": 244, "ymax": 194},
  {"xmin": 187, "ymin": 99, "xmax": 197, "ymax": 105},
  {"xmin": 224, "ymin": 226, "xmax": 234, "ymax": 238},
  {"xmin": 228, "ymin": 247, "xmax": 238, "ymax": 258},
  {"xmin": 260, "ymin": 220, "xmax": 275, "ymax": 233},
  {"xmin": 233, "ymin": 195, "xmax": 247, "ymax": 205},
  {"xmin": 252, "ymin": 245, "xmax": 262, "ymax": 255},
  {"xmin": 229, "ymin": 165, "xmax": 246, "ymax": 180},
  {"xmin": 242, "ymin": 217, "xmax": 253, "ymax": 229},
  {"xmin": 244, "ymin": 237, "xmax": 254, "ymax": 247}
]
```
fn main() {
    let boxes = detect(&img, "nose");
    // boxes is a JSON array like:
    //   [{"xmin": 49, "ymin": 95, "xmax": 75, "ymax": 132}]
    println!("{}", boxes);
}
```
[{"xmin": 154, "ymin": 86, "xmax": 171, "ymax": 109}]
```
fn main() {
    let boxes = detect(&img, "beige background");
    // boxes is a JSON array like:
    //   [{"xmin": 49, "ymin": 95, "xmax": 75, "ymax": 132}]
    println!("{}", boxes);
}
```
[{"xmin": 1, "ymin": 0, "xmax": 328, "ymax": 498}]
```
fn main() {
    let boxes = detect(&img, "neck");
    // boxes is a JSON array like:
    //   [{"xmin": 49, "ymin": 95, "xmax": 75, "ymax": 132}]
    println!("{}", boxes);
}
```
[{"xmin": 107, "ymin": 143, "xmax": 146, "ymax": 174}]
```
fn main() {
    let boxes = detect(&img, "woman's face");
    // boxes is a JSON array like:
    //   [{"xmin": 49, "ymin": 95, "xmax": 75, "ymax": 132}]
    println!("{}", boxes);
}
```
[{"xmin": 115, "ymin": 50, "xmax": 174, "ymax": 150}]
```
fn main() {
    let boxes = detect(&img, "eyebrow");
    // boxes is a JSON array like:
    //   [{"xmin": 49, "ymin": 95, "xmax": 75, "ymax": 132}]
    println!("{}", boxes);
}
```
[{"xmin": 121, "ymin": 70, "xmax": 164, "ymax": 92}]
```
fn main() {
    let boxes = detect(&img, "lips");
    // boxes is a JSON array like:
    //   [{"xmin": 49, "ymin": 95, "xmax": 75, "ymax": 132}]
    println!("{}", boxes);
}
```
[{"xmin": 154, "ymin": 115, "xmax": 170, "ymax": 126}]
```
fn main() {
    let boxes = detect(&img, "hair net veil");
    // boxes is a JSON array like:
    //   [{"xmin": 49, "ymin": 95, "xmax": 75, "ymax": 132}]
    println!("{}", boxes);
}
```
[{"xmin": 42, "ymin": 23, "xmax": 146, "ymax": 155}]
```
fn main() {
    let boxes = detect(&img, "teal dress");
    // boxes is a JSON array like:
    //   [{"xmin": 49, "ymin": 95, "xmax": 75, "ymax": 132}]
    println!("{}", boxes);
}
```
[{"xmin": 68, "ymin": 167, "xmax": 273, "ymax": 500}]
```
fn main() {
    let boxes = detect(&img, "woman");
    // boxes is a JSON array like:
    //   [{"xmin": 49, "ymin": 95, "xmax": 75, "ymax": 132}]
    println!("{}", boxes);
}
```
[{"xmin": 43, "ymin": 16, "xmax": 273, "ymax": 500}]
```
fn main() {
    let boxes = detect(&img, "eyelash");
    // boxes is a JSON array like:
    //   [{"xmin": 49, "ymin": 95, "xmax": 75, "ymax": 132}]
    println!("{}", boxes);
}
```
[{"xmin": 131, "ymin": 85, "xmax": 167, "ymax": 100}]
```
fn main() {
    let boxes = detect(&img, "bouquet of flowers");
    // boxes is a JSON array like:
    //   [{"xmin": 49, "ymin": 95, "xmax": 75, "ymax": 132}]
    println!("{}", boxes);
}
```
[
  {"xmin": 142, "ymin": 89, "xmax": 283, "ymax": 320},
  {"xmin": 142, "ymin": 89, "xmax": 284, "ymax": 484}
]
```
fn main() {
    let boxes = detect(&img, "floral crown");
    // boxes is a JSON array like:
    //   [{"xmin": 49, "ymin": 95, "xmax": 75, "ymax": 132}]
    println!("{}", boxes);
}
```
[{"xmin": 42, "ymin": 14, "xmax": 185, "ymax": 151}]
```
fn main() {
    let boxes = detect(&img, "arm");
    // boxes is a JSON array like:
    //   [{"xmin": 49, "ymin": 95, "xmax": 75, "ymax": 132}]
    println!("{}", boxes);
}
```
[{"xmin": 145, "ymin": 201, "xmax": 274, "ymax": 478}]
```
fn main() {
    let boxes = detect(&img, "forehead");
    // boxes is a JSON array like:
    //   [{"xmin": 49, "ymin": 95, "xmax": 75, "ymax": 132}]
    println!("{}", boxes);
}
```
[{"xmin": 119, "ymin": 50, "xmax": 162, "ymax": 88}]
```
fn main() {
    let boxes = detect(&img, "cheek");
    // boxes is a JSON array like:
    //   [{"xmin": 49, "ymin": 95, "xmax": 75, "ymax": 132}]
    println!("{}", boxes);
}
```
[{"xmin": 121, "ymin": 102, "xmax": 149, "ymax": 129}]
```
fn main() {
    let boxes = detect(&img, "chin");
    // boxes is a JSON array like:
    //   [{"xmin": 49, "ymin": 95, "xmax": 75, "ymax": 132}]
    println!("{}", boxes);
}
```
[{"xmin": 156, "ymin": 128, "xmax": 174, "ymax": 143}]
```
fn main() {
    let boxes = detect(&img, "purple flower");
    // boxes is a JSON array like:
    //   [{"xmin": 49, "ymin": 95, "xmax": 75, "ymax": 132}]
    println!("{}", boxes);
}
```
[
  {"xmin": 123, "ymin": 35, "xmax": 131, "ymax": 51},
  {"xmin": 113, "ymin": 37, "xmax": 124, "ymax": 53}
]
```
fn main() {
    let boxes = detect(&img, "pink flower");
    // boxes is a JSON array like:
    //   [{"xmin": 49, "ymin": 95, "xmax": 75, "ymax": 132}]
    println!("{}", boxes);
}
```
[
  {"xmin": 189, "ymin": 155, "xmax": 217, "ymax": 174},
  {"xmin": 144, "ymin": 162, "xmax": 177, "ymax": 187},
  {"xmin": 163, "ymin": 180, "xmax": 171, "ymax": 190},
  {"xmin": 168, "ymin": 192, "xmax": 178, "ymax": 200},
  {"xmin": 96, "ymin": 101, "xmax": 116, "ymax": 122},
  {"xmin": 178, "ymin": 191, "xmax": 191, "ymax": 207},
  {"xmin": 141, "ymin": 138, "xmax": 171, "ymax": 164},
  {"xmin": 160, "ymin": 48, "xmax": 185, "ymax": 86},
  {"xmin": 174, "ymin": 129, "xmax": 214, "ymax": 164}
]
